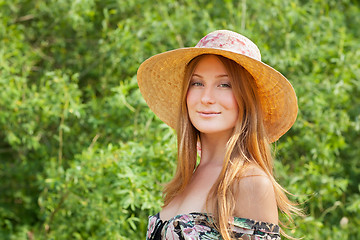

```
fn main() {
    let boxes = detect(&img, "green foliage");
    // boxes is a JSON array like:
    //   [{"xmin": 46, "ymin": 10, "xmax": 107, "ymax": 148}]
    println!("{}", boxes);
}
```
[
  {"xmin": 0, "ymin": 0, "xmax": 359, "ymax": 239},
  {"xmin": 39, "ymin": 138, "xmax": 176, "ymax": 239}
]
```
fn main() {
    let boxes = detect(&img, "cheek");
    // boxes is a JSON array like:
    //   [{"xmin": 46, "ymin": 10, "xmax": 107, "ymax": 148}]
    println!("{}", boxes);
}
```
[
  {"xmin": 230, "ymin": 95, "xmax": 239, "ymax": 109},
  {"xmin": 231, "ymin": 99, "xmax": 239, "ymax": 119},
  {"xmin": 186, "ymin": 91, "xmax": 197, "ymax": 124},
  {"xmin": 222, "ymin": 92, "xmax": 239, "ymax": 110},
  {"xmin": 186, "ymin": 89, "xmax": 196, "ymax": 109},
  {"xmin": 223, "ymin": 93, "xmax": 239, "ymax": 122}
]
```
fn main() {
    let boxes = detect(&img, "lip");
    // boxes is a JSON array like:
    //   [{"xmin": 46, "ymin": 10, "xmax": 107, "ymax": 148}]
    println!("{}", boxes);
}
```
[{"xmin": 197, "ymin": 111, "xmax": 221, "ymax": 117}]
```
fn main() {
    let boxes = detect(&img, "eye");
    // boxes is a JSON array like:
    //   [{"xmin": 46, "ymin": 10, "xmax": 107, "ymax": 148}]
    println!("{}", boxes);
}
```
[
  {"xmin": 219, "ymin": 83, "xmax": 231, "ymax": 88},
  {"xmin": 190, "ymin": 81, "xmax": 203, "ymax": 87}
]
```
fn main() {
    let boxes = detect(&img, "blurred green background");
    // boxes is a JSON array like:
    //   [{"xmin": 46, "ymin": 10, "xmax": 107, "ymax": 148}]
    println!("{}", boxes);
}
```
[{"xmin": 0, "ymin": 0, "xmax": 359, "ymax": 239}]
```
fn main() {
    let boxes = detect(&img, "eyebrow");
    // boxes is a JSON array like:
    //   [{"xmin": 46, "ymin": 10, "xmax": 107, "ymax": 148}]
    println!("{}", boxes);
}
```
[{"xmin": 192, "ymin": 73, "xmax": 229, "ymax": 78}]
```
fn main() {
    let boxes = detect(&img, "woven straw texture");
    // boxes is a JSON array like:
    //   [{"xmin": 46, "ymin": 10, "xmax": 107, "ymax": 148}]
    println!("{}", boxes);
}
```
[{"xmin": 137, "ymin": 46, "xmax": 297, "ymax": 143}]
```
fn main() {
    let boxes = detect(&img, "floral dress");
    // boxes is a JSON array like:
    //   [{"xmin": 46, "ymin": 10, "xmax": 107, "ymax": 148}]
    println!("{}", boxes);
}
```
[{"xmin": 146, "ymin": 212, "xmax": 280, "ymax": 240}]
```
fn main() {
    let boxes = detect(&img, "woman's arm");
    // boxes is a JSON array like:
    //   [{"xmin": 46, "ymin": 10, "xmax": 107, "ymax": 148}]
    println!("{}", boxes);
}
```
[{"xmin": 233, "ymin": 167, "xmax": 279, "ymax": 224}]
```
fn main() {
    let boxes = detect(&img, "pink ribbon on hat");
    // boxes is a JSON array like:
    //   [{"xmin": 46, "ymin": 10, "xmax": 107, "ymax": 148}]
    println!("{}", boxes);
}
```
[{"xmin": 195, "ymin": 30, "xmax": 261, "ymax": 61}]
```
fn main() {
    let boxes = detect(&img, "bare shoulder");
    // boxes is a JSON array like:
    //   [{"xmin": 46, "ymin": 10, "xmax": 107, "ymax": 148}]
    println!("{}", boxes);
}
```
[
  {"xmin": 238, "ymin": 165, "xmax": 273, "ymax": 192},
  {"xmin": 233, "ymin": 165, "xmax": 279, "ymax": 224}
]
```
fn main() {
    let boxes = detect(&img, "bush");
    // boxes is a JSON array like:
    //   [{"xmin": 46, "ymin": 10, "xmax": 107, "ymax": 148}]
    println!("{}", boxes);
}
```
[{"xmin": 0, "ymin": 0, "xmax": 359, "ymax": 239}]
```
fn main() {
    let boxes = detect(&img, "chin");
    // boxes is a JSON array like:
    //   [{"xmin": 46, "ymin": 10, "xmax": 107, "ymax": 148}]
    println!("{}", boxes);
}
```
[{"xmin": 195, "ymin": 127, "xmax": 234, "ymax": 136}]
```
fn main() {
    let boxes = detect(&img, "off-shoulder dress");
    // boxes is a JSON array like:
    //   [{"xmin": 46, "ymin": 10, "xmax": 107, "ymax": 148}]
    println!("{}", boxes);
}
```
[{"xmin": 146, "ymin": 212, "xmax": 280, "ymax": 240}]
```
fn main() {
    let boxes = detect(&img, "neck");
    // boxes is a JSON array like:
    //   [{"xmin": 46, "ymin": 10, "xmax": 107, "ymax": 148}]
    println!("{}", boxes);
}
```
[{"xmin": 199, "ymin": 130, "xmax": 233, "ymax": 166}]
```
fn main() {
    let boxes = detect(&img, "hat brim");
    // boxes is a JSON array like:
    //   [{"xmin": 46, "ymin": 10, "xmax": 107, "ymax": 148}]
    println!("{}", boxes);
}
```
[{"xmin": 137, "ymin": 47, "xmax": 297, "ymax": 143}]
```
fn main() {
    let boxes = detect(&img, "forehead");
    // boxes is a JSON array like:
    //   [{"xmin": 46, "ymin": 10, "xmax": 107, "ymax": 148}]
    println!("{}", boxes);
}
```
[{"xmin": 193, "ymin": 55, "xmax": 228, "ymax": 75}]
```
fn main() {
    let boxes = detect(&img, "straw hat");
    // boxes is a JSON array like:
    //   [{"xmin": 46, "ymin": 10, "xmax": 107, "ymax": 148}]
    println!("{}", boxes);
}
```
[{"xmin": 137, "ymin": 30, "xmax": 297, "ymax": 142}]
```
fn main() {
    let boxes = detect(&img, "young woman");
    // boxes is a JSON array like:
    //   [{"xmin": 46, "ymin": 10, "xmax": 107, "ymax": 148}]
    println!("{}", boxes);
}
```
[{"xmin": 137, "ymin": 30, "xmax": 301, "ymax": 240}]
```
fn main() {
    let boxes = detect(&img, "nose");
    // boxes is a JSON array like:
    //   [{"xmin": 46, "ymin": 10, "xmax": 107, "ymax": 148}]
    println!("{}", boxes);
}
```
[{"xmin": 201, "ymin": 86, "xmax": 215, "ymax": 105}]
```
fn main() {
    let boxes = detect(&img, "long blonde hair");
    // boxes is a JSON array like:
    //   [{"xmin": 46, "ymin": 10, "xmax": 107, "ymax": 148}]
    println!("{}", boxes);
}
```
[{"xmin": 163, "ymin": 54, "xmax": 301, "ymax": 239}]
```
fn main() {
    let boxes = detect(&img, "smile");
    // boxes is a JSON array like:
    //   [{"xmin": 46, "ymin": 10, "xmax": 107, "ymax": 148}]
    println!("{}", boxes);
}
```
[{"xmin": 197, "ymin": 111, "xmax": 221, "ymax": 117}]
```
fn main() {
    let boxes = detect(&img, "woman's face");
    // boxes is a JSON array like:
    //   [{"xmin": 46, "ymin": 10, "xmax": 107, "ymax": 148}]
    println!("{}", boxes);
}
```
[{"xmin": 186, "ymin": 55, "xmax": 239, "ymax": 136}]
